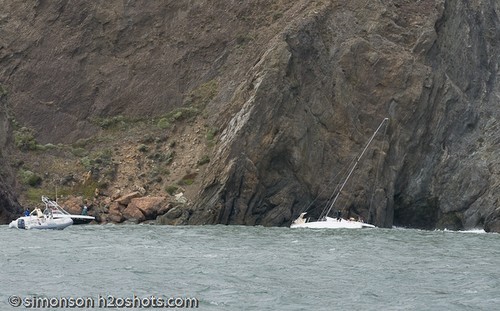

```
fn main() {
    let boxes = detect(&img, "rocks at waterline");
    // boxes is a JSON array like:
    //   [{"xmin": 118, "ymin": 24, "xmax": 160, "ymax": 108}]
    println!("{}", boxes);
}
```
[{"xmin": 58, "ymin": 194, "xmax": 186, "ymax": 225}]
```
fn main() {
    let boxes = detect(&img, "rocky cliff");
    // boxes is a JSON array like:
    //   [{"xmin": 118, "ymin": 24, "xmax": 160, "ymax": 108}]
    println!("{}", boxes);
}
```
[
  {"xmin": 0, "ymin": 92, "xmax": 22, "ymax": 223},
  {"xmin": 0, "ymin": 0, "xmax": 499, "ymax": 232}
]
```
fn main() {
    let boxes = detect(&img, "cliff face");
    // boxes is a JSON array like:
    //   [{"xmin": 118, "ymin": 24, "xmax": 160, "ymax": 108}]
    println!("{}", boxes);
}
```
[
  {"xmin": 396, "ymin": 1, "xmax": 500, "ymax": 230},
  {"xmin": 189, "ymin": 0, "xmax": 500, "ymax": 231},
  {"xmin": 394, "ymin": 0, "xmax": 500, "ymax": 231},
  {"xmin": 0, "ymin": 0, "xmax": 275, "ymax": 143},
  {"xmin": 0, "ymin": 94, "xmax": 22, "ymax": 223},
  {"xmin": 1, "ymin": 0, "xmax": 499, "ymax": 231},
  {"xmin": 188, "ymin": 0, "xmax": 437, "ymax": 226}
]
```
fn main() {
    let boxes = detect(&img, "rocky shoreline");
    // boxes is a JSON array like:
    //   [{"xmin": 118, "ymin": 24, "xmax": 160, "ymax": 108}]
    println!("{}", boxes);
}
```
[{"xmin": 39, "ymin": 192, "xmax": 191, "ymax": 226}]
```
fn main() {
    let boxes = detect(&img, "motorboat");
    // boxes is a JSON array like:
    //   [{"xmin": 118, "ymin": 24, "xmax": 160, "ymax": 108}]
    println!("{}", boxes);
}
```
[
  {"xmin": 41, "ymin": 196, "xmax": 95, "ymax": 224},
  {"xmin": 9, "ymin": 207, "xmax": 73, "ymax": 230}
]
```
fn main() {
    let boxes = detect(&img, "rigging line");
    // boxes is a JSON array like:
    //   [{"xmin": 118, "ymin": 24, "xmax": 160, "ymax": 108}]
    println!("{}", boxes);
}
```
[
  {"xmin": 324, "ymin": 118, "xmax": 389, "ymax": 218},
  {"xmin": 321, "ymin": 156, "xmax": 355, "ymax": 215},
  {"xmin": 300, "ymin": 156, "xmax": 353, "ymax": 215},
  {"xmin": 347, "ymin": 143, "xmax": 368, "ymax": 213},
  {"xmin": 368, "ymin": 119, "xmax": 389, "ymax": 221},
  {"xmin": 319, "ymin": 156, "xmax": 356, "ymax": 219}
]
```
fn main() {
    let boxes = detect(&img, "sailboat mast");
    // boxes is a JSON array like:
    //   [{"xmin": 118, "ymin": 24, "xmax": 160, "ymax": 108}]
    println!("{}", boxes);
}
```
[{"xmin": 324, "ymin": 118, "xmax": 389, "ymax": 218}]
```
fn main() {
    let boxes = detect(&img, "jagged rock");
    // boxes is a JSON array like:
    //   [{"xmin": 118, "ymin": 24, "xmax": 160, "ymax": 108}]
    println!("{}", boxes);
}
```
[
  {"xmin": 156, "ymin": 206, "xmax": 189, "ymax": 226},
  {"xmin": 0, "ymin": 95, "xmax": 22, "ymax": 222},
  {"xmin": 107, "ymin": 201, "xmax": 125, "ymax": 223},
  {"xmin": 484, "ymin": 208, "xmax": 500, "ymax": 233},
  {"xmin": 134, "ymin": 186, "xmax": 147, "ymax": 196},
  {"xmin": 115, "ymin": 192, "xmax": 141, "ymax": 206},
  {"xmin": 128, "ymin": 196, "xmax": 168, "ymax": 219},
  {"xmin": 165, "ymin": 207, "xmax": 183, "ymax": 219},
  {"xmin": 174, "ymin": 193, "xmax": 188, "ymax": 204},
  {"xmin": 158, "ymin": 203, "xmax": 174, "ymax": 216},
  {"xmin": 107, "ymin": 213, "xmax": 124, "ymax": 223},
  {"xmin": 59, "ymin": 196, "xmax": 85, "ymax": 215},
  {"xmin": 122, "ymin": 205, "xmax": 145, "ymax": 223},
  {"xmin": 102, "ymin": 197, "xmax": 113, "ymax": 207},
  {"xmin": 108, "ymin": 201, "xmax": 125, "ymax": 214},
  {"xmin": 0, "ymin": 180, "xmax": 21, "ymax": 223}
]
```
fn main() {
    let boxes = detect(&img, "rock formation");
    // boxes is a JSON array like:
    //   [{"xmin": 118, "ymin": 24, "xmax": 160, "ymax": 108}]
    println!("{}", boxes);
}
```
[
  {"xmin": 0, "ymin": 92, "xmax": 21, "ymax": 223},
  {"xmin": 189, "ymin": 0, "xmax": 500, "ymax": 231},
  {"xmin": 0, "ymin": 0, "xmax": 499, "ymax": 232}
]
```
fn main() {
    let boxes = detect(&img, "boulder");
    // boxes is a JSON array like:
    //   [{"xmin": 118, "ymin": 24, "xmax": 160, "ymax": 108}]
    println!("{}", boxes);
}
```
[
  {"xmin": 158, "ymin": 203, "xmax": 174, "ymax": 216},
  {"xmin": 0, "ymin": 186, "xmax": 21, "ymax": 224},
  {"xmin": 59, "ymin": 196, "xmax": 85, "ymax": 215},
  {"xmin": 156, "ymin": 206, "xmax": 189, "ymax": 225},
  {"xmin": 107, "ymin": 201, "xmax": 125, "ymax": 223},
  {"xmin": 174, "ymin": 193, "xmax": 188, "ymax": 204},
  {"xmin": 485, "ymin": 220, "xmax": 500, "ymax": 233},
  {"xmin": 484, "ymin": 208, "xmax": 500, "ymax": 233},
  {"xmin": 128, "ymin": 196, "xmax": 168, "ymax": 220},
  {"xmin": 107, "ymin": 213, "xmax": 124, "ymax": 223},
  {"xmin": 115, "ymin": 191, "xmax": 141, "ymax": 206},
  {"xmin": 108, "ymin": 201, "xmax": 126, "ymax": 214},
  {"xmin": 122, "ymin": 204, "xmax": 145, "ymax": 223},
  {"xmin": 165, "ymin": 207, "xmax": 183, "ymax": 219}
]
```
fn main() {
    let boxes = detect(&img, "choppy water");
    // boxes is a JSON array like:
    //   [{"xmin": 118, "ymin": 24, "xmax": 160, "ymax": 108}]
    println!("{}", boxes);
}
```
[{"xmin": 1, "ymin": 224, "xmax": 499, "ymax": 310}]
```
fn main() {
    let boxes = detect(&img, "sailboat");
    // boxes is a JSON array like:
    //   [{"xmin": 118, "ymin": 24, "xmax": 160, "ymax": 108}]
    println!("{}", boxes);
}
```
[{"xmin": 290, "ymin": 118, "xmax": 389, "ymax": 229}]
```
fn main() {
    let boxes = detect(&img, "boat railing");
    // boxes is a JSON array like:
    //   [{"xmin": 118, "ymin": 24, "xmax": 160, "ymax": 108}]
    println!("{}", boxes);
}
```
[{"xmin": 41, "ymin": 196, "xmax": 71, "ymax": 215}]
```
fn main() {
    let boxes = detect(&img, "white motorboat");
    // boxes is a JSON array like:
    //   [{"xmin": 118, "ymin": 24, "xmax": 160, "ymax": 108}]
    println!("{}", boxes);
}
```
[
  {"xmin": 9, "ymin": 207, "xmax": 73, "ymax": 230},
  {"xmin": 41, "ymin": 196, "xmax": 95, "ymax": 225},
  {"xmin": 291, "ymin": 118, "xmax": 388, "ymax": 229}
]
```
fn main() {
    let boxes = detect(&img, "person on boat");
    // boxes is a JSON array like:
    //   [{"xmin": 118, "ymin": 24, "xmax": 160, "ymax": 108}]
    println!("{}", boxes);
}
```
[
  {"xmin": 35, "ymin": 208, "xmax": 43, "ymax": 218},
  {"xmin": 24, "ymin": 208, "xmax": 30, "ymax": 216},
  {"xmin": 336, "ymin": 210, "xmax": 342, "ymax": 221},
  {"xmin": 32, "ymin": 208, "xmax": 44, "ymax": 225},
  {"xmin": 81, "ymin": 205, "xmax": 88, "ymax": 216}
]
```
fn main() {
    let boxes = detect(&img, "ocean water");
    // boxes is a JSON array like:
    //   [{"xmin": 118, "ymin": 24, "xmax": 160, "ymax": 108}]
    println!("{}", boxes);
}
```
[{"xmin": 1, "ymin": 224, "xmax": 499, "ymax": 310}]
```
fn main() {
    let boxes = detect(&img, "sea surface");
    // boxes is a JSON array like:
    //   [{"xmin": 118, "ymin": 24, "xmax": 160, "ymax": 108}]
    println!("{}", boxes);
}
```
[{"xmin": 1, "ymin": 224, "xmax": 499, "ymax": 310}]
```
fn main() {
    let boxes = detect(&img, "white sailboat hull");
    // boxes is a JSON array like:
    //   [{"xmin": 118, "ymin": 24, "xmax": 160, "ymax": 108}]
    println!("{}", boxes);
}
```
[
  {"xmin": 9, "ymin": 216, "xmax": 73, "ymax": 230},
  {"xmin": 291, "ymin": 217, "xmax": 375, "ymax": 229}
]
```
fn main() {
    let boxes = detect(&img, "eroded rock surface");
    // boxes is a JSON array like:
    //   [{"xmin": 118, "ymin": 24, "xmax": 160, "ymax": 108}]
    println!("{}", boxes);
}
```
[{"xmin": 0, "ymin": 1, "xmax": 499, "ymax": 231}]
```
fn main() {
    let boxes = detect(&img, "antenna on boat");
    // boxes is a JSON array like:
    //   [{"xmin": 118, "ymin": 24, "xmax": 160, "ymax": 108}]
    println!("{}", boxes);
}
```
[{"xmin": 323, "ymin": 118, "xmax": 389, "ymax": 218}]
